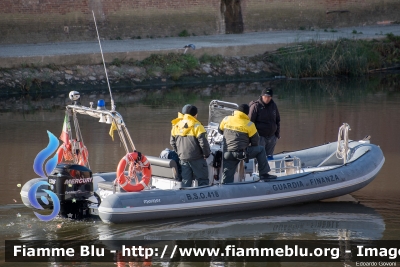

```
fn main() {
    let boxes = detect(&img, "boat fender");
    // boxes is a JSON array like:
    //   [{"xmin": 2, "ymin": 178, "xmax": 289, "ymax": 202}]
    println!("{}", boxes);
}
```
[{"xmin": 116, "ymin": 151, "xmax": 152, "ymax": 192}]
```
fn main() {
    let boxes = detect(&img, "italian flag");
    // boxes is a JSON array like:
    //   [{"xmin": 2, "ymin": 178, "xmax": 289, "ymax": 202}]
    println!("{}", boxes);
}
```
[{"xmin": 60, "ymin": 114, "xmax": 71, "ymax": 144}]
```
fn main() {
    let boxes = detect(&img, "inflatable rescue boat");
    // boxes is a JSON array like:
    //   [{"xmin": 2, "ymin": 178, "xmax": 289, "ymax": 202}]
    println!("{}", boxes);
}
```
[{"xmin": 20, "ymin": 96, "xmax": 385, "ymax": 224}]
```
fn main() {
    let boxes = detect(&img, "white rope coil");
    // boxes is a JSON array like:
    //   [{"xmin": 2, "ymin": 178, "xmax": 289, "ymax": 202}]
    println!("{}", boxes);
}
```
[{"xmin": 336, "ymin": 123, "xmax": 351, "ymax": 163}]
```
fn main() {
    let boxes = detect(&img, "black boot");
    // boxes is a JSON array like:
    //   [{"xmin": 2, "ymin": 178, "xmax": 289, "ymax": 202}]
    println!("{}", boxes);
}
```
[{"xmin": 259, "ymin": 173, "xmax": 277, "ymax": 180}]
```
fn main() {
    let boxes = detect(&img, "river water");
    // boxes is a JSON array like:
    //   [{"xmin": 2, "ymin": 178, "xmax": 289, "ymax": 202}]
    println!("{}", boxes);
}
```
[{"xmin": 1, "ymin": 74, "xmax": 400, "ymax": 266}]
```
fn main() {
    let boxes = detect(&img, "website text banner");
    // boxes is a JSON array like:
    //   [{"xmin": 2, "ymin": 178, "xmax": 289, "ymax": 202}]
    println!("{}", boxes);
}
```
[{"xmin": 5, "ymin": 240, "xmax": 400, "ymax": 263}]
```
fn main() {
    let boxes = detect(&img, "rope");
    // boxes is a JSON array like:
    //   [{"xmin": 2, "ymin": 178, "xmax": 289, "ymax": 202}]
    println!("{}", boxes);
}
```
[{"xmin": 336, "ymin": 123, "xmax": 351, "ymax": 163}]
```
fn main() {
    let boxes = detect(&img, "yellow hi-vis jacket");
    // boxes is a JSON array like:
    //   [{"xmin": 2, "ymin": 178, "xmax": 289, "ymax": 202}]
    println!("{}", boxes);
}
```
[
  {"xmin": 170, "ymin": 114, "xmax": 211, "ymax": 161},
  {"xmin": 218, "ymin": 110, "xmax": 259, "ymax": 151},
  {"xmin": 171, "ymin": 112, "xmax": 184, "ymax": 126}
]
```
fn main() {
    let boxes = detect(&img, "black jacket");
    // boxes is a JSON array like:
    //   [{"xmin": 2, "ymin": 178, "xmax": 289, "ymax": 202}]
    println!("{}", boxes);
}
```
[{"xmin": 249, "ymin": 98, "xmax": 280, "ymax": 138}]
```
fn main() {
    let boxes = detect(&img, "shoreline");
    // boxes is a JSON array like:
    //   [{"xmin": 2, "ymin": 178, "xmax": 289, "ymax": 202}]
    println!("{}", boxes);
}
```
[
  {"xmin": 0, "ymin": 54, "xmax": 281, "ymax": 94},
  {"xmin": 1, "ymin": 72, "xmax": 399, "ymax": 113},
  {"xmin": 1, "ymin": 31, "xmax": 399, "ymax": 93}
]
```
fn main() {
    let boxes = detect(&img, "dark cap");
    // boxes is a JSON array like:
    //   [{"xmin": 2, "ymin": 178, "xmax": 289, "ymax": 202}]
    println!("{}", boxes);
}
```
[
  {"xmin": 182, "ymin": 104, "xmax": 192, "ymax": 114},
  {"xmin": 237, "ymin": 104, "xmax": 250, "ymax": 115},
  {"xmin": 261, "ymin": 88, "xmax": 273, "ymax": 97},
  {"xmin": 186, "ymin": 105, "xmax": 198, "ymax": 116}
]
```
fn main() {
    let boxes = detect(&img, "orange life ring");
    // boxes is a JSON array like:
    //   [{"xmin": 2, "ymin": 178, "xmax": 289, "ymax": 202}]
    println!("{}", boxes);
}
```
[{"xmin": 116, "ymin": 151, "xmax": 152, "ymax": 192}]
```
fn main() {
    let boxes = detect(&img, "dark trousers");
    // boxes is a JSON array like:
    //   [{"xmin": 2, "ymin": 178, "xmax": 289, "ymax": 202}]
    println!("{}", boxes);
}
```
[
  {"xmin": 181, "ymin": 158, "xmax": 209, "ymax": 187},
  {"xmin": 259, "ymin": 135, "xmax": 277, "ymax": 156},
  {"xmin": 222, "ymin": 146, "xmax": 270, "ymax": 184}
]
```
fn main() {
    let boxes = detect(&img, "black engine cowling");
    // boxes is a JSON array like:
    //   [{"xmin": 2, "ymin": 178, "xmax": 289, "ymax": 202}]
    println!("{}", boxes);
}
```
[{"xmin": 47, "ymin": 164, "xmax": 94, "ymax": 219}]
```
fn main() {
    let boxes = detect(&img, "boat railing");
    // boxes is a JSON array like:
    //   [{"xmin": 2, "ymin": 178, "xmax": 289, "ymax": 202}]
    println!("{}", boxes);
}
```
[
  {"xmin": 66, "ymin": 103, "xmax": 136, "ymax": 155},
  {"xmin": 267, "ymin": 156, "xmax": 302, "ymax": 176}
]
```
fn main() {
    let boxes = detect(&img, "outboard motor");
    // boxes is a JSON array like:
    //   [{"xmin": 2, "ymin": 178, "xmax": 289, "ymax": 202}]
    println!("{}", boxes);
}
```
[{"xmin": 47, "ymin": 164, "xmax": 94, "ymax": 219}]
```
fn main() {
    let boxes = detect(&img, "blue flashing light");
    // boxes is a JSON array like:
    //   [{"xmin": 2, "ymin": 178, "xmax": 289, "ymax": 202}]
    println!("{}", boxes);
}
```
[{"xmin": 97, "ymin": 99, "xmax": 106, "ymax": 110}]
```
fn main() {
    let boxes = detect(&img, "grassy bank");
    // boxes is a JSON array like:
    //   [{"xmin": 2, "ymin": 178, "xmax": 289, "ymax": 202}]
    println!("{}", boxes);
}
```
[
  {"xmin": 111, "ymin": 52, "xmax": 226, "ymax": 81},
  {"xmin": 113, "ymin": 34, "xmax": 400, "ymax": 79},
  {"xmin": 265, "ymin": 33, "xmax": 400, "ymax": 78}
]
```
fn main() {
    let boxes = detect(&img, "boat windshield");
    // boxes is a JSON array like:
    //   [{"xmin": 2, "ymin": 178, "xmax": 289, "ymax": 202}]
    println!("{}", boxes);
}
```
[{"xmin": 208, "ymin": 100, "xmax": 238, "ymax": 125}]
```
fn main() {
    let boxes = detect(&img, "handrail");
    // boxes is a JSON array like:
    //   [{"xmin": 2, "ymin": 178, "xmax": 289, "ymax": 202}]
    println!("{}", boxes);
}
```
[
  {"xmin": 66, "ymin": 104, "xmax": 136, "ymax": 155},
  {"xmin": 269, "ymin": 157, "xmax": 302, "ymax": 175}
]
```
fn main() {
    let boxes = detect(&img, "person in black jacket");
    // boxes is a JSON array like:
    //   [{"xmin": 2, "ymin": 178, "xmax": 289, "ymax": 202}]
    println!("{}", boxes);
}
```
[{"xmin": 249, "ymin": 88, "xmax": 280, "ymax": 156}]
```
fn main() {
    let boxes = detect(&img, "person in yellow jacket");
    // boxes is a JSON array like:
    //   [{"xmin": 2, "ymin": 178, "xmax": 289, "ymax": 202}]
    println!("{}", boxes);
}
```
[
  {"xmin": 170, "ymin": 105, "xmax": 211, "ymax": 187},
  {"xmin": 171, "ymin": 104, "xmax": 191, "ymax": 126},
  {"xmin": 218, "ymin": 104, "xmax": 276, "ymax": 183},
  {"xmin": 165, "ymin": 104, "xmax": 192, "ymax": 182}
]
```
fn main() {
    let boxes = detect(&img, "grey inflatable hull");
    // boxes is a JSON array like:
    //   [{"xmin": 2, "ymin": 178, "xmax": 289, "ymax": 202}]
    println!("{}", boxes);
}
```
[{"xmin": 97, "ymin": 142, "xmax": 384, "ymax": 223}]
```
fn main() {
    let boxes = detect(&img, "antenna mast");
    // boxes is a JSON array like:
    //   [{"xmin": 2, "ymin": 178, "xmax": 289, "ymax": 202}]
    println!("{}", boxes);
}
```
[{"xmin": 92, "ymin": 10, "xmax": 115, "ymax": 111}]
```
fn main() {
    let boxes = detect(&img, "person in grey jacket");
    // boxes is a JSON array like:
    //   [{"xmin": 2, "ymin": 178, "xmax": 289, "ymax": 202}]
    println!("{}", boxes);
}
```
[
  {"xmin": 170, "ymin": 106, "xmax": 211, "ymax": 187},
  {"xmin": 249, "ymin": 88, "xmax": 280, "ymax": 157}
]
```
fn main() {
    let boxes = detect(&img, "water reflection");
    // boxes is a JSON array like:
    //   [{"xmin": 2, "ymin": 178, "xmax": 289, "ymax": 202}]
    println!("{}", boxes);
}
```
[
  {"xmin": 4, "ymin": 202, "xmax": 383, "ymax": 241},
  {"xmin": 2, "ymin": 74, "xmax": 399, "ymax": 113},
  {"xmin": 96, "ymin": 202, "xmax": 384, "ymax": 241},
  {"xmin": 0, "ymin": 201, "xmax": 385, "ymax": 266}
]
